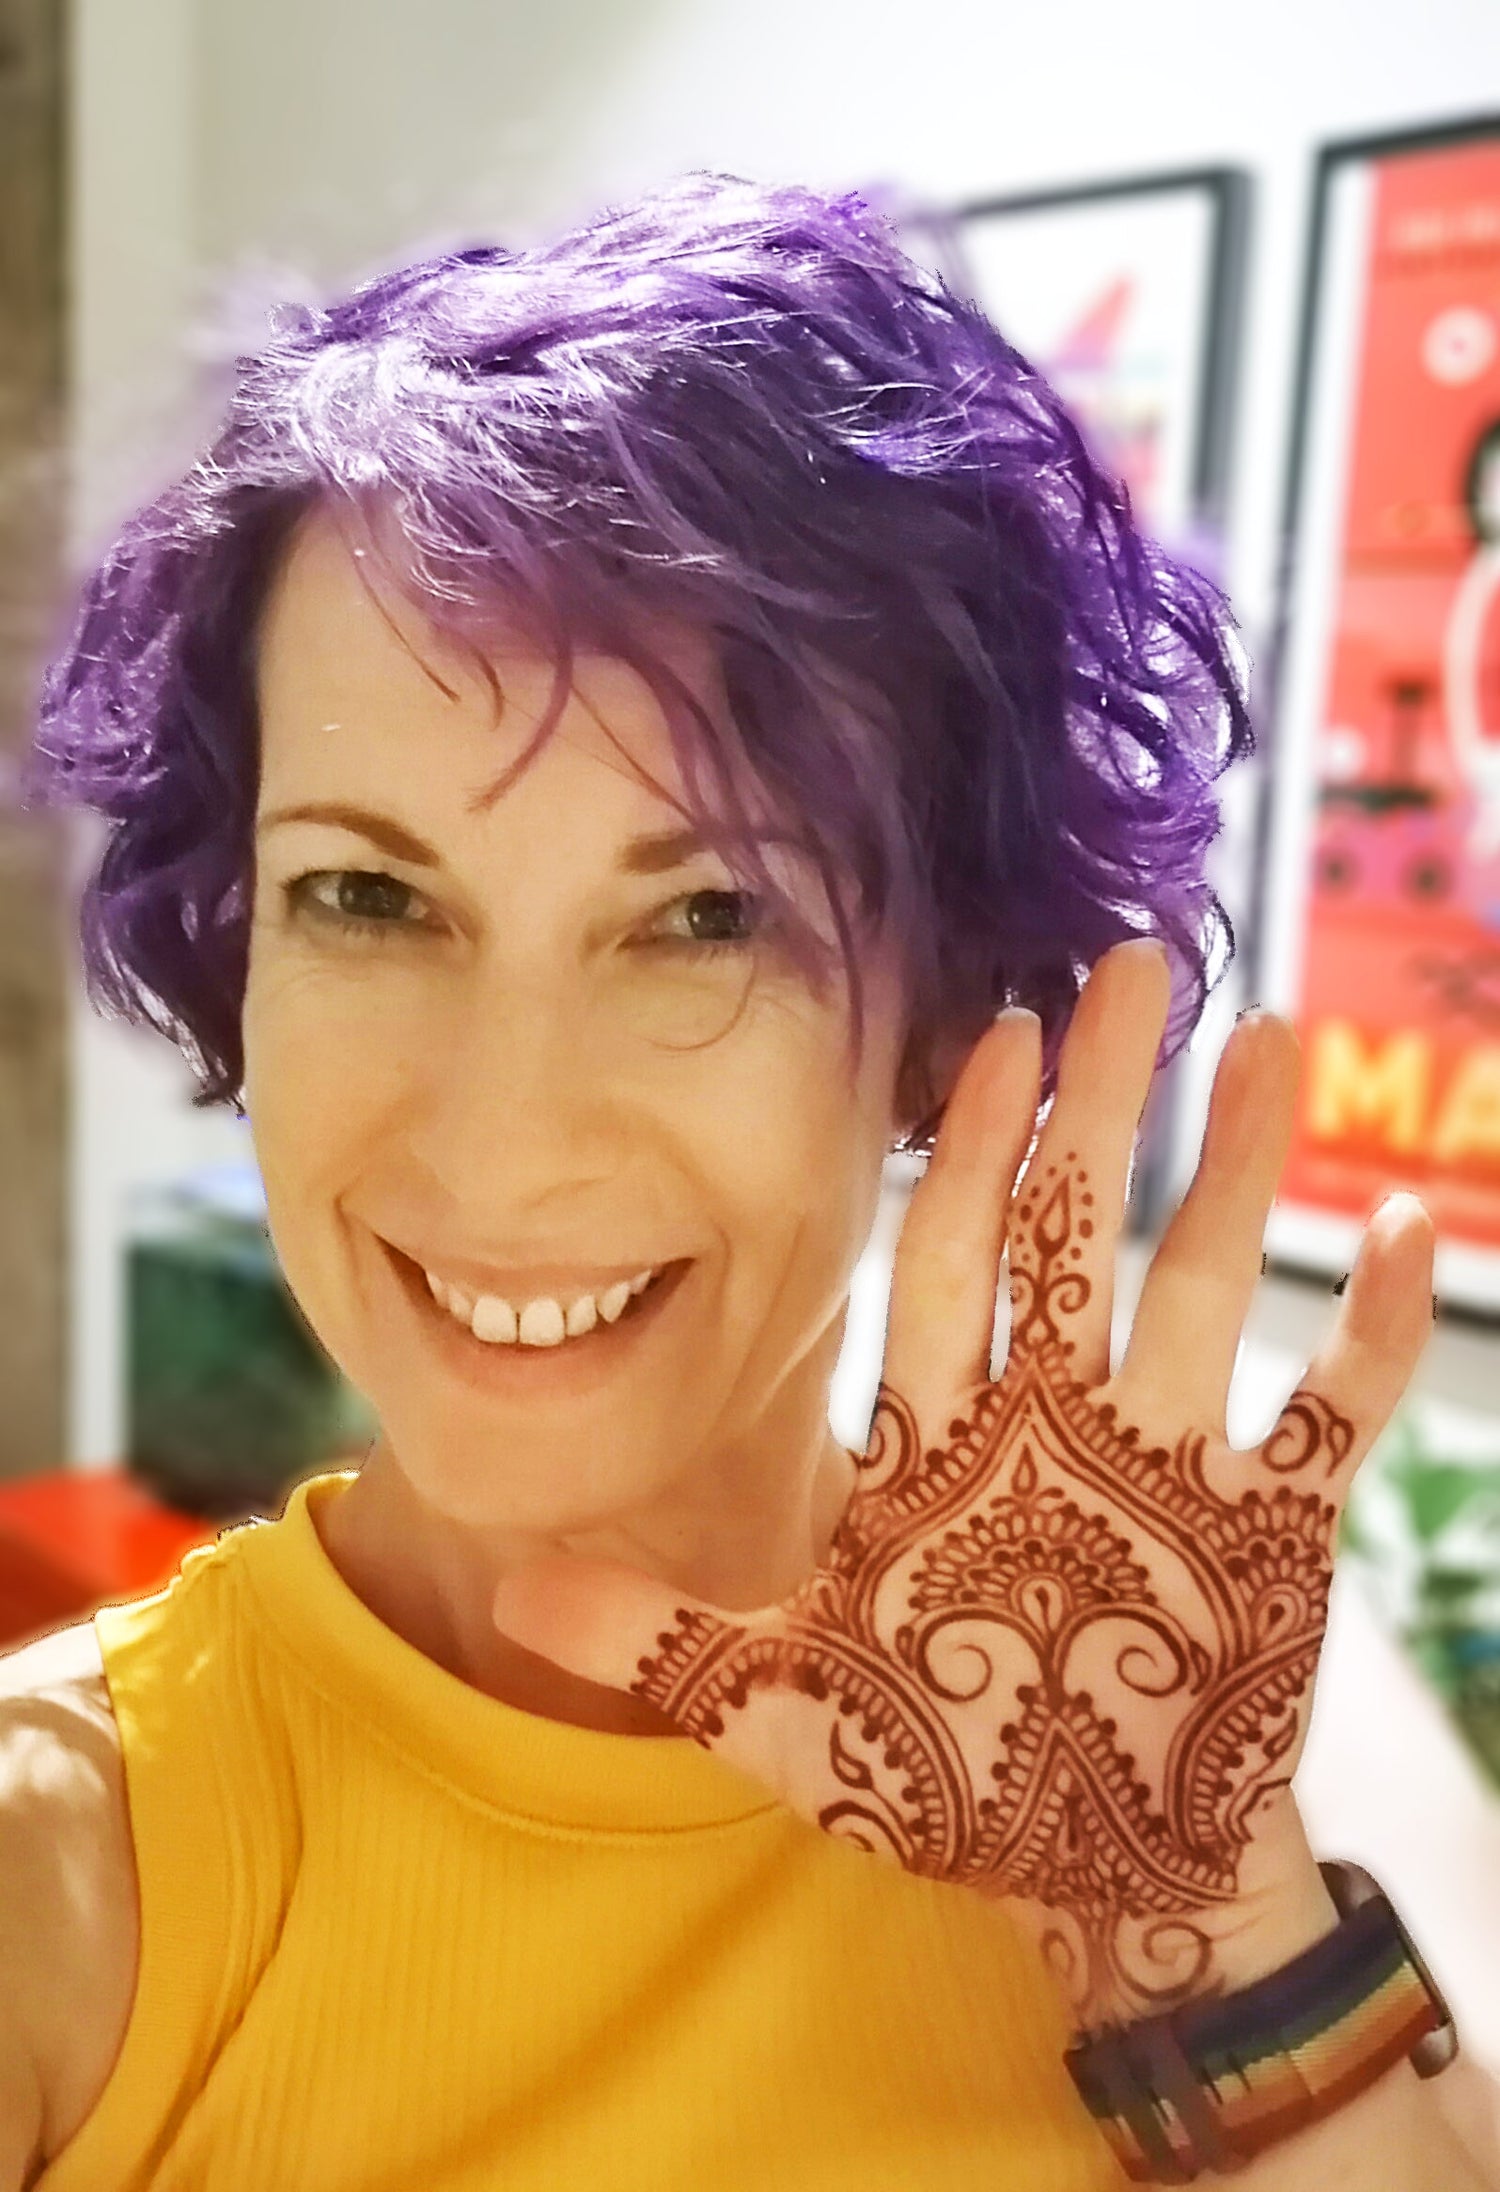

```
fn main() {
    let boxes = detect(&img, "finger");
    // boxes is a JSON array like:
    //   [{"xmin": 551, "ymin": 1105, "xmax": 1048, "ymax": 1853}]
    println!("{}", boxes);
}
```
[
  {"xmin": 1116, "ymin": 1012, "xmax": 1300, "ymax": 1432},
  {"xmin": 1007, "ymin": 940, "xmax": 1171, "ymax": 1386},
  {"xmin": 1254, "ymin": 1191, "xmax": 1435, "ymax": 1497},
  {"xmin": 881, "ymin": 1006, "xmax": 1042, "ymax": 1421},
  {"xmin": 494, "ymin": 1554, "xmax": 752, "ymax": 1696},
  {"xmin": 492, "ymin": 1555, "xmax": 786, "ymax": 1741}
]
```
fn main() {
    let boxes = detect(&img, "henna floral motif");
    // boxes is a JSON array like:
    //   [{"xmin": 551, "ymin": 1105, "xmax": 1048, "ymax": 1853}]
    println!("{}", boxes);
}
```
[{"xmin": 629, "ymin": 1157, "xmax": 1351, "ymax": 2024}]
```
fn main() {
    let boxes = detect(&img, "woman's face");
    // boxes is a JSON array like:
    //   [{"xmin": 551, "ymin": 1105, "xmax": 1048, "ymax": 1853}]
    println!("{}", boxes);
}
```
[{"xmin": 243, "ymin": 515, "xmax": 914, "ymax": 1545}]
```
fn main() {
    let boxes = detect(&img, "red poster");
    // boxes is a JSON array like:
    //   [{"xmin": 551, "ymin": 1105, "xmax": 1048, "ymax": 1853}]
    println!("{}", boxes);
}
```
[{"xmin": 1278, "ymin": 138, "xmax": 1500, "ymax": 1280}]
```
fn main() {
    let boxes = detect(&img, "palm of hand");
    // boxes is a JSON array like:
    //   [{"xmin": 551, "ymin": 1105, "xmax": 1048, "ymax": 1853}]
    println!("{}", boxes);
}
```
[
  {"xmin": 629, "ymin": 1151, "xmax": 1353, "ymax": 2020},
  {"xmin": 495, "ymin": 944, "xmax": 1432, "ymax": 2028}
]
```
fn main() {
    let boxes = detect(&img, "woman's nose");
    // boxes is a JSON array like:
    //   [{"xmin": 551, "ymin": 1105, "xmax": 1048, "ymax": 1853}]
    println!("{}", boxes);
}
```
[{"xmin": 404, "ymin": 969, "xmax": 624, "ymax": 1198}]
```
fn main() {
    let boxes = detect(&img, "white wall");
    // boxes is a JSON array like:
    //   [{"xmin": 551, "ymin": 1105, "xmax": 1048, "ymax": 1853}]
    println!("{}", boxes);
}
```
[
  {"xmin": 66, "ymin": 0, "xmax": 240, "ymax": 1471},
  {"xmin": 64, "ymin": 0, "xmax": 1500, "ymax": 1463},
  {"xmin": 195, "ymin": 0, "xmax": 688, "ymax": 290}
]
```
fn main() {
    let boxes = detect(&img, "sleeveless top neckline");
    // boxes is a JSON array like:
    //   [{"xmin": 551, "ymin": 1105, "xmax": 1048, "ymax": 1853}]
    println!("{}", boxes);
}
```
[{"xmin": 234, "ymin": 1469, "xmax": 777, "ymax": 1837}]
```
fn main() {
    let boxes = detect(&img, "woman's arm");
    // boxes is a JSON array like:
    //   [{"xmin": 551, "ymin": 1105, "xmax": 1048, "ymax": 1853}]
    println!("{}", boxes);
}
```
[
  {"xmin": 1196, "ymin": 2055, "xmax": 1496, "ymax": 2192},
  {"xmin": 0, "ymin": 1701, "xmax": 66, "ymax": 2192},
  {"xmin": 1436, "ymin": 2053, "xmax": 1500, "ymax": 2185},
  {"xmin": 0, "ymin": 1630, "xmax": 139, "ymax": 2191}
]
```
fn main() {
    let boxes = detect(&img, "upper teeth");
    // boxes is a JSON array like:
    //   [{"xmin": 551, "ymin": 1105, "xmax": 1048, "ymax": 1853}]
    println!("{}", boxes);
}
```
[{"xmin": 422, "ymin": 1265, "xmax": 660, "ymax": 1346}]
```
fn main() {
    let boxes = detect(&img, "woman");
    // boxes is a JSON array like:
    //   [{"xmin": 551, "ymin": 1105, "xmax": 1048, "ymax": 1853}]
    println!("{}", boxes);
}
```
[{"xmin": 4, "ymin": 173, "xmax": 1495, "ymax": 2190}]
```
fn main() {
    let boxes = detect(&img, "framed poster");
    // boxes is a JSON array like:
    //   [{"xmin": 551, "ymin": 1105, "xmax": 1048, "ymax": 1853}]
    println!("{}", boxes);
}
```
[
  {"xmin": 1256, "ymin": 114, "xmax": 1500, "ymax": 1316},
  {"xmin": 903, "ymin": 166, "xmax": 1250, "ymax": 557}
]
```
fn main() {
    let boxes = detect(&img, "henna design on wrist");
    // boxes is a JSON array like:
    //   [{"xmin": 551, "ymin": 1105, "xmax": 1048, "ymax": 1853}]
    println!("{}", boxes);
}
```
[{"xmin": 630, "ymin": 1159, "xmax": 1354, "ymax": 2025}]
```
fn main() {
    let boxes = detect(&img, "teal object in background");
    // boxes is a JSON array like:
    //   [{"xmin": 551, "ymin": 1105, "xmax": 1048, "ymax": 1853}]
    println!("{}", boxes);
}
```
[{"xmin": 126, "ymin": 1164, "xmax": 376, "ymax": 1521}]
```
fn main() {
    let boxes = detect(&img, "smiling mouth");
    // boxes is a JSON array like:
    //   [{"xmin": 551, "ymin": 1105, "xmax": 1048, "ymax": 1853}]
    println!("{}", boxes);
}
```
[
  {"xmin": 422, "ymin": 1262, "xmax": 665, "ymax": 1343},
  {"xmin": 380, "ymin": 1237, "xmax": 695, "ymax": 1379}
]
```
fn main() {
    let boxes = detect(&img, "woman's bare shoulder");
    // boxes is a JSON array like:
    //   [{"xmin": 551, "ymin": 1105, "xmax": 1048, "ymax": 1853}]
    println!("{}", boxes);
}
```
[
  {"xmin": 0, "ymin": 1622, "xmax": 139, "ymax": 2171},
  {"xmin": 0, "ymin": 1617, "xmax": 110, "ymax": 1707}
]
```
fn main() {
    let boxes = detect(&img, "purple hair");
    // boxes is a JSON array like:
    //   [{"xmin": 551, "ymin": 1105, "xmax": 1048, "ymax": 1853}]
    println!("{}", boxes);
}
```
[{"xmin": 27, "ymin": 171, "xmax": 1250, "ymax": 1142}]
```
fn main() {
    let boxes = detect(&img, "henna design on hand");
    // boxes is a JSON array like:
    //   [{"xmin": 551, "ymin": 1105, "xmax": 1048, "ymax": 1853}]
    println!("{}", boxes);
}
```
[{"xmin": 630, "ymin": 1159, "xmax": 1354, "ymax": 2025}]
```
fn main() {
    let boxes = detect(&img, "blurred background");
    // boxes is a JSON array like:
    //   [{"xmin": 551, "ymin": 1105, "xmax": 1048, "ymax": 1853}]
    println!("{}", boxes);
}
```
[{"xmin": 0, "ymin": 0, "xmax": 1498, "ymax": 2070}]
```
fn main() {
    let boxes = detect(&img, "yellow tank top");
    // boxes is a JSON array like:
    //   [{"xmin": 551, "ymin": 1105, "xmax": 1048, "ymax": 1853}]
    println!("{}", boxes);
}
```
[{"xmin": 39, "ymin": 1469, "xmax": 1124, "ymax": 2191}]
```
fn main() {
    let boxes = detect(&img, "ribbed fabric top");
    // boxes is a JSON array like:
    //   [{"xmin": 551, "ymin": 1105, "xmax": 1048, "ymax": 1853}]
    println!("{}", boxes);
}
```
[{"xmin": 39, "ymin": 1469, "xmax": 1125, "ymax": 2191}]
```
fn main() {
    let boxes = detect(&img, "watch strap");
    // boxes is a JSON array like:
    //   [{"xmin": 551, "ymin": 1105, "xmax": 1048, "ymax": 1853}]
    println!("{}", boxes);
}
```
[{"xmin": 1064, "ymin": 1864, "xmax": 1455, "ymax": 2183}]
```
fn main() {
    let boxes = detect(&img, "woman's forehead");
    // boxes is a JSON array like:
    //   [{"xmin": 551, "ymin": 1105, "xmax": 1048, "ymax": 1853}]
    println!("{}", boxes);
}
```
[{"xmin": 255, "ymin": 510, "xmax": 732, "ymax": 812}]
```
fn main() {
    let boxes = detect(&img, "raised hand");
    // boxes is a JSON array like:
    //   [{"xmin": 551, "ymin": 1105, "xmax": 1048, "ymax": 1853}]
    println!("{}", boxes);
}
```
[{"xmin": 492, "ymin": 941, "xmax": 1435, "ymax": 2030}]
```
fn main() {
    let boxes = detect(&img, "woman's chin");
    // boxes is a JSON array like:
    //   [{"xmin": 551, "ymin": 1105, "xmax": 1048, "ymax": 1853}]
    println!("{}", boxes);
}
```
[{"xmin": 362, "ymin": 1417, "xmax": 694, "ymax": 1542}]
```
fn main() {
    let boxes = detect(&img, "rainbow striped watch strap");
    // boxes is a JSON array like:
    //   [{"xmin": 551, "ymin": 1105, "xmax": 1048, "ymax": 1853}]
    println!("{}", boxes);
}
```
[{"xmin": 1064, "ymin": 1861, "xmax": 1457, "ymax": 2184}]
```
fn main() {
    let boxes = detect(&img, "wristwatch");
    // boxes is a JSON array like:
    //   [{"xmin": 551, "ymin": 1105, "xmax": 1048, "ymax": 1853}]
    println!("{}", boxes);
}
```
[{"xmin": 1064, "ymin": 1860, "xmax": 1459, "ymax": 2184}]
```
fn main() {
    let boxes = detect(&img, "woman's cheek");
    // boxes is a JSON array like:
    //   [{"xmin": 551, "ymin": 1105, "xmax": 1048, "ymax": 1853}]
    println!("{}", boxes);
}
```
[
  {"xmin": 247, "ymin": 955, "xmax": 421, "ymax": 1134},
  {"xmin": 724, "ymin": 1062, "xmax": 878, "ymax": 1319},
  {"xmin": 242, "ymin": 968, "xmax": 386, "ymax": 1326}
]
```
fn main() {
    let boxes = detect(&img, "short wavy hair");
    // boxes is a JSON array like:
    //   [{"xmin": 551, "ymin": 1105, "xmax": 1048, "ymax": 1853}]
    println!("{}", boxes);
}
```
[{"xmin": 27, "ymin": 170, "xmax": 1250, "ymax": 1142}]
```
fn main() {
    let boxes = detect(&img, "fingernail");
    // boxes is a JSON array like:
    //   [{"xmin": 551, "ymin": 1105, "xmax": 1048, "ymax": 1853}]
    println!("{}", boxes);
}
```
[{"xmin": 1332, "ymin": 1271, "xmax": 1349, "ymax": 1296}]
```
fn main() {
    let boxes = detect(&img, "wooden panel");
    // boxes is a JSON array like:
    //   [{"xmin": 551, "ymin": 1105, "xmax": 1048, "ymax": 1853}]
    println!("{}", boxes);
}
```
[{"xmin": 0, "ymin": 0, "xmax": 69, "ymax": 1479}]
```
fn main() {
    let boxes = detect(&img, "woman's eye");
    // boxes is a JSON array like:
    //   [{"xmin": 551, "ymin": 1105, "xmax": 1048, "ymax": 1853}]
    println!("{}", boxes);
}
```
[
  {"xmin": 283, "ymin": 869, "xmax": 433, "ymax": 938},
  {"xmin": 646, "ymin": 888, "xmax": 763, "ymax": 952},
  {"xmin": 280, "ymin": 872, "xmax": 766, "ymax": 956}
]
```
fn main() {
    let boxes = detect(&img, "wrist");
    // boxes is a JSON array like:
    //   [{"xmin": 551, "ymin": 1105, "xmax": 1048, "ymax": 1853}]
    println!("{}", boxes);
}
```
[
  {"xmin": 1057, "ymin": 1874, "xmax": 1343, "ymax": 2040},
  {"xmin": 989, "ymin": 1799, "xmax": 1345, "ymax": 2038},
  {"xmin": 1184, "ymin": 1811, "xmax": 1341, "ymax": 2006},
  {"xmin": 1059, "ymin": 1852, "xmax": 1459, "ymax": 2186}
]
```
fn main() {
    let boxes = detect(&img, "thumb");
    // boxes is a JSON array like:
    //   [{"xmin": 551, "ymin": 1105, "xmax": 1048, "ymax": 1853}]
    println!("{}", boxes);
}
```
[{"xmin": 491, "ymin": 1554, "xmax": 771, "ymax": 1731}]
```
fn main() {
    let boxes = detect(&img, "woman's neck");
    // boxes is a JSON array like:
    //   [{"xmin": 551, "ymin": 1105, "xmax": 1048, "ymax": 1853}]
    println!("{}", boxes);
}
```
[{"xmin": 312, "ymin": 1422, "xmax": 856, "ymax": 1736}]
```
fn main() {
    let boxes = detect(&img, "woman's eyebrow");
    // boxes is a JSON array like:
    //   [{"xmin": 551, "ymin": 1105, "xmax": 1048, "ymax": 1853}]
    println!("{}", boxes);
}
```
[
  {"xmin": 255, "ymin": 801, "xmax": 714, "ymax": 876},
  {"xmin": 617, "ymin": 826, "xmax": 714, "ymax": 875},
  {"xmin": 257, "ymin": 802, "xmax": 441, "ymax": 866}
]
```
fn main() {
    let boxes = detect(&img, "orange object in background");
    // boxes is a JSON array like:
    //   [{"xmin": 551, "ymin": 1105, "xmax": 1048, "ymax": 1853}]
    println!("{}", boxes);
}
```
[
  {"xmin": 1285, "ymin": 138, "xmax": 1500, "ymax": 1256},
  {"xmin": 0, "ymin": 1468, "xmax": 217, "ymax": 1653}
]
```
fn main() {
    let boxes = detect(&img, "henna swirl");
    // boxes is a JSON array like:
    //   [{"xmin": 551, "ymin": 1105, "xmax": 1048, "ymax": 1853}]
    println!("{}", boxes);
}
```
[
  {"xmin": 1262, "ymin": 1390, "xmax": 1354, "ymax": 1477},
  {"xmin": 629, "ymin": 1156, "xmax": 1353, "ymax": 2025}
]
